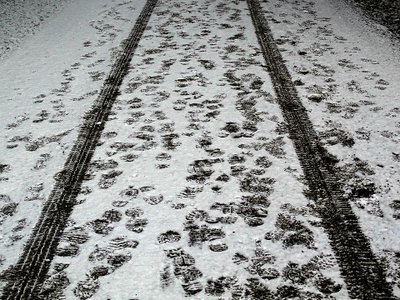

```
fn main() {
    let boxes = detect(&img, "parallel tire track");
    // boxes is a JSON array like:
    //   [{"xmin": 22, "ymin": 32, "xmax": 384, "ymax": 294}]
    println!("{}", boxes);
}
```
[
  {"xmin": 0, "ymin": 0, "xmax": 158, "ymax": 298},
  {"xmin": 247, "ymin": 0, "xmax": 395, "ymax": 299}
]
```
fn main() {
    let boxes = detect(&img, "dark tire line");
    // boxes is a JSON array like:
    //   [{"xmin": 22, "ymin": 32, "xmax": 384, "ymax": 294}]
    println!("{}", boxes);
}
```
[
  {"xmin": 247, "ymin": 0, "xmax": 395, "ymax": 299},
  {"xmin": 0, "ymin": 0, "xmax": 158, "ymax": 298}
]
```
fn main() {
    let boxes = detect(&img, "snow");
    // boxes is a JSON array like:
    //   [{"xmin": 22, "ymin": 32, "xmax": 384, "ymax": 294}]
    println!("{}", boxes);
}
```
[
  {"xmin": 261, "ymin": 0, "xmax": 400, "ymax": 294},
  {"xmin": 40, "ymin": 0, "xmax": 346, "ymax": 298},
  {"xmin": 0, "ymin": 0, "xmax": 71, "ymax": 60},
  {"xmin": 0, "ymin": 0, "xmax": 399, "ymax": 298},
  {"xmin": 0, "ymin": 0, "xmax": 146, "ymax": 289}
]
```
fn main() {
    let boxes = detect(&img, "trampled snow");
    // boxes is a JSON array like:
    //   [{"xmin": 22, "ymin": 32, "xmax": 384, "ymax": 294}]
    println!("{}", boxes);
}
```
[
  {"xmin": 0, "ymin": 0, "xmax": 146, "ymax": 291},
  {"xmin": 0, "ymin": 0, "xmax": 399, "ymax": 298}
]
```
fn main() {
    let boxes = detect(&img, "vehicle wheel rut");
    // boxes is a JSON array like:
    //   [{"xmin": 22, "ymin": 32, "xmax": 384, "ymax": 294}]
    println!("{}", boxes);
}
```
[
  {"xmin": 247, "ymin": 0, "xmax": 395, "ymax": 299},
  {"xmin": 0, "ymin": 0, "xmax": 158, "ymax": 298}
]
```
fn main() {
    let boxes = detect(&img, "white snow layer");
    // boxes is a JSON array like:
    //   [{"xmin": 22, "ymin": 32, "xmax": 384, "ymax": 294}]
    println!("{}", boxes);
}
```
[{"xmin": 0, "ymin": 0, "xmax": 399, "ymax": 299}]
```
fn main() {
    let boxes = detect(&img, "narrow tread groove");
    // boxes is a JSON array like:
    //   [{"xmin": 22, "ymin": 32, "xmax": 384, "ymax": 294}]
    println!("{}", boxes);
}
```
[
  {"xmin": 0, "ymin": 1, "xmax": 158, "ymax": 298},
  {"xmin": 246, "ymin": 0, "xmax": 394, "ymax": 299}
]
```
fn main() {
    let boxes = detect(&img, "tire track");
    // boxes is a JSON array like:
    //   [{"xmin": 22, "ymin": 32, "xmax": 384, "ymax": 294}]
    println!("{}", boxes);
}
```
[
  {"xmin": 0, "ymin": 0, "xmax": 158, "ymax": 298},
  {"xmin": 246, "ymin": 0, "xmax": 395, "ymax": 298}
]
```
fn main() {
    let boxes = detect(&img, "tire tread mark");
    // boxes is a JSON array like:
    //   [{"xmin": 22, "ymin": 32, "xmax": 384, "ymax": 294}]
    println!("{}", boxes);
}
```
[
  {"xmin": 246, "ymin": 0, "xmax": 395, "ymax": 299},
  {"xmin": 0, "ymin": 1, "xmax": 158, "ymax": 298}
]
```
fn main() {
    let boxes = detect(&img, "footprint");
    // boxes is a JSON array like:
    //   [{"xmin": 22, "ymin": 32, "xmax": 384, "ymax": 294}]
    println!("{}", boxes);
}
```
[
  {"xmin": 24, "ymin": 183, "xmax": 45, "ymax": 201},
  {"xmin": 90, "ymin": 159, "xmax": 118, "ymax": 171},
  {"xmin": 126, "ymin": 218, "xmax": 148, "ymax": 233},
  {"xmin": 63, "ymin": 227, "xmax": 90, "ymax": 244},
  {"xmin": 109, "ymin": 237, "xmax": 139, "ymax": 249},
  {"xmin": 85, "ymin": 237, "xmax": 138, "ymax": 280},
  {"xmin": 40, "ymin": 268, "xmax": 70, "ymax": 299},
  {"xmin": 143, "ymin": 194, "xmax": 164, "ymax": 205},
  {"xmin": 228, "ymin": 154, "xmax": 246, "ymax": 164},
  {"xmin": 73, "ymin": 277, "xmax": 99, "ymax": 300},
  {"xmin": 119, "ymin": 186, "xmax": 139, "ymax": 200},
  {"xmin": 56, "ymin": 243, "xmax": 80, "ymax": 257},
  {"xmin": 186, "ymin": 159, "xmax": 221, "ymax": 184},
  {"xmin": 209, "ymin": 243, "xmax": 228, "ymax": 252},
  {"xmin": 103, "ymin": 209, "xmax": 122, "ymax": 222},
  {"xmin": 33, "ymin": 153, "xmax": 51, "ymax": 170},
  {"xmin": 120, "ymin": 154, "xmax": 139, "ymax": 162},
  {"xmin": 89, "ymin": 218, "xmax": 114, "ymax": 235},
  {"xmin": 157, "ymin": 231, "xmax": 181, "ymax": 244},
  {"xmin": 0, "ymin": 201, "xmax": 18, "ymax": 218},
  {"xmin": 390, "ymin": 200, "xmax": 400, "ymax": 219},
  {"xmin": 98, "ymin": 170, "xmax": 123, "ymax": 189},
  {"xmin": 160, "ymin": 263, "xmax": 174, "ymax": 288},
  {"xmin": 205, "ymin": 276, "xmax": 237, "ymax": 296},
  {"xmin": 161, "ymin": 133, "xmax": 181, "ymax": 150},
  {"xmin": 125, "ymin": 207, "xmax": 144, "ymax": 218},
  {"xmin": 184, "ymin": 210, "xmax": 225, "ymax": 247},
  {"xmin": 164, "ymin": 248, "xmax": 203, "ymax": 295},
  {"xmin": 265, "ymin": 213, "xmax": 315, "ymax": 249},
  {"xmin": 178, "ymin": 186, "xmax": 203, "ymax": 199},
  {"xmin": 199, "ymin": 59, "xmax": 216, "ymax": 70},
  {"xmin": 255, "ymin": 156, "xmax": 272, "ymax": 168}
]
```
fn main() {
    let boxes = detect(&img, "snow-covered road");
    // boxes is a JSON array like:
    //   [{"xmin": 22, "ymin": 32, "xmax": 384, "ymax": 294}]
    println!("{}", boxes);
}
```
[{"xmin": 0, "ymin": 0, "xmax": 399, "ymax": 299}]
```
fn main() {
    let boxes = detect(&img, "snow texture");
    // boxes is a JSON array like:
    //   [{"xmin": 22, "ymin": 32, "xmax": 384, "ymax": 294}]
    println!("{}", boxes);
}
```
[
  {"xmin": 0, "ymin": 0, "xmax": 72, "ymax": 60},
  {"xmin": 0, "ymin": 0, "xmax": 399, "ymax": 298}
]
